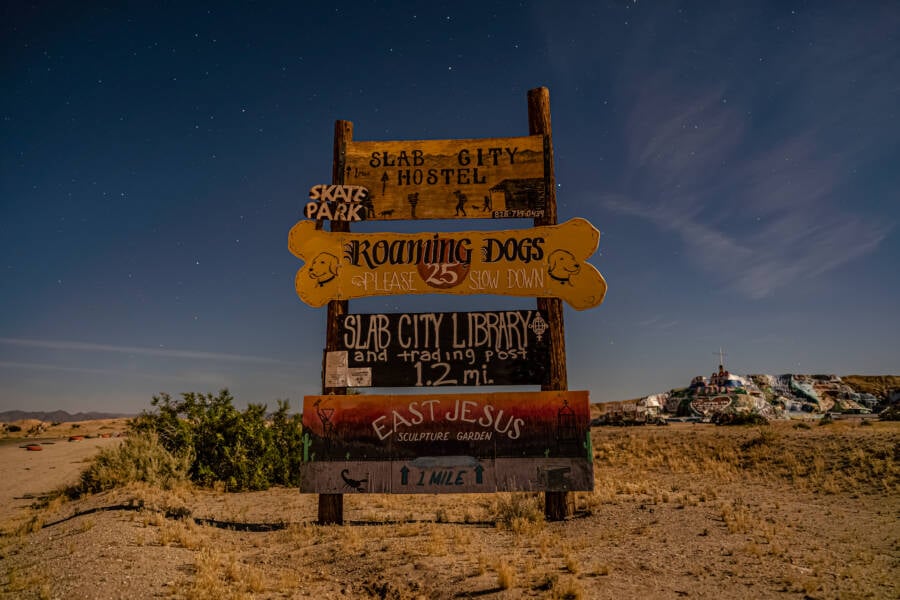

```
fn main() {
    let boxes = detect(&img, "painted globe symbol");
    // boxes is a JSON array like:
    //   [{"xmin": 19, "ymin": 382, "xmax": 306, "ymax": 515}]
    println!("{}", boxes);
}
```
[{"xmin": 529, "ymin": 314, "xmax": 548, "ymax": 341}]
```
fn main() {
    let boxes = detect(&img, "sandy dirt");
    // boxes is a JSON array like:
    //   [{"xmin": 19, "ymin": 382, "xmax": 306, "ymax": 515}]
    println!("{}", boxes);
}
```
[
  {"xmin": 1, "ymin": 421, "xmax": 897, "ymax": 599},
  {"xmin": 0, "ymin": 436, "xmax": 122, "ymax": 515},
  {"xmin": 0, "ymin": 420, "xmax": 128, "ymax": 515}
]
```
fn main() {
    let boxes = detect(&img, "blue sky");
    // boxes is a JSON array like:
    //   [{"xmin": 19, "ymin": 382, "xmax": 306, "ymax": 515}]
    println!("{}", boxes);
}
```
[{"xmin": 2, "ymin": 1, "xmax": 898, "ymax": 412}]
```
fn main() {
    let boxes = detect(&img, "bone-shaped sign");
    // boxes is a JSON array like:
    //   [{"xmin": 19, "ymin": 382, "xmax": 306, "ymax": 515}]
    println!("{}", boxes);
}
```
[{"xmin": 287, "ymin": 218, "xmax": 607, "ymax": 310}]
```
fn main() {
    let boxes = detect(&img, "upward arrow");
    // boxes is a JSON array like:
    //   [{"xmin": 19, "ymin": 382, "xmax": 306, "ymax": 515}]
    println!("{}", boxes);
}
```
[
  {"xmin": 474, "ymin": 464, "xmax": 484, "ymax": 484},
  {"xmin": 381, "ymin": 171, "xmax": 389, "ymax": 195},
  {"xmin": 400, "ymin": 465, "xmax": 409, "ymax": 485}
]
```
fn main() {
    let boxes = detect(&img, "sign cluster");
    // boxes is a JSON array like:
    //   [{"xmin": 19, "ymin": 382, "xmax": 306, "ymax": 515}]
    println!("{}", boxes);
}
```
[{"xmin": 289, "ymin": 126, "xmax": 607, "ymax": 495}]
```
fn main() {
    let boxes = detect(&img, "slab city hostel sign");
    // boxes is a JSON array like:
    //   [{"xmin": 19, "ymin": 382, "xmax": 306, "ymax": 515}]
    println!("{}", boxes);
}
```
[
  {"xmin": 290, "ymin": 123, "xmax": 606, "ymax": 499},
  {"xmin": 325, "ymin": 310, "xmax": 551, "ymax": 388},
  {"xmin": 287, "ymin": 217, "xmax": 607, "ymax": 310},
  {"xmin": 341, "ymin": 135, "xmax": 548, "ymax": 220},
  {"xmin": 299, "ymin": 390, "xmax": 592, "ymax": 493}
]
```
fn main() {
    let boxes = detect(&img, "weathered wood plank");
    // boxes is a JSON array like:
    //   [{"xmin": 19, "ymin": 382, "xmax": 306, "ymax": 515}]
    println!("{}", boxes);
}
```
[
  {"xmin": 299, "ymin": 457, "xmax": 593, "ymax": 494},
  {"xmin": 342, "ymin": 135, "xmax": 547, "ymax": 220},
  {"xmin": 301, "ymin": 390, "xmax": 591, "ymax": 457}
]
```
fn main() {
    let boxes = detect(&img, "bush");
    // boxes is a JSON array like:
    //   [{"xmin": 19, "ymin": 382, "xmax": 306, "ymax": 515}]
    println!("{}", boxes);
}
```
[
  {"xmin": 76, "ymin": 432, "xmax": 188, "ymax": 495},
  {"xmin": 129, "ymin": 389, "xmax": 305, "ymax": 491},
  {"xmin": 741, "ymin": 427, "xmax": 776, "ymax": 450},
  {"xmin": 712, "ymin": 411, "xmax": 769, "ymax": 426},
  {"xmin": 879, "ymin": 403, "xmax": 900, "ymax": 421},
  {"xmin": 7, "ymin": 424, "xmax": 21, "ymax": 432}
]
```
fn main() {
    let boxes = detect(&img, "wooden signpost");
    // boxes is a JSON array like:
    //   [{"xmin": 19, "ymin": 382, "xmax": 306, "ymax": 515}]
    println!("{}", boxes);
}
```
[
  {"xmin": 343, "ymin": 135, "xmax": 548, "ymax": 220},
  {"xmin": 326, "ymin": 310, "xmax": 551, "ymax": 388},
  {"xmin": 292, "ymin": 87, "xmax": 603, "ymax": 524},
  {"xmin": 288, "ymin": 218, "xmax": 607, "ymax": 310}
]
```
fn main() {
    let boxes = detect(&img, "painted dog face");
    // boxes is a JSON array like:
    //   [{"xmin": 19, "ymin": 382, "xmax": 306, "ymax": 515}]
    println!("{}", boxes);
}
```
[
  {"xmin": 548, "ymin": 249, "xmax": 581, "ymax": 283},
  {"xmin": 308, "ymin": 252, "xmax": 338, "ymax": 285}
]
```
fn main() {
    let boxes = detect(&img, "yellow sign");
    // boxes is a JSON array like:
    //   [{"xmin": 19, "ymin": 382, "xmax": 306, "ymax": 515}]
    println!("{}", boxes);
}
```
[
  {"xmin": 287, "ymin": 218, "xmax": 607, "ymax": 310},
  {"xmin": 343, "ymin": 135, "xmax": 547, "ymax": 220}
]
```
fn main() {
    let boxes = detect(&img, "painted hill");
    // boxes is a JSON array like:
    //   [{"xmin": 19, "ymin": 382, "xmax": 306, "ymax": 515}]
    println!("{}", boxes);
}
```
[
  {"xmin": 595, "ymin": 373, "xmax": 899, "ymax": 424},
  {"xmin": 841, "ymin": 375, "xmax": 900, "ymax": 399}
]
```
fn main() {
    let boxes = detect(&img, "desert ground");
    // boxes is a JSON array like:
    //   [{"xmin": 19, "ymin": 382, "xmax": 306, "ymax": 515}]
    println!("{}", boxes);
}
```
[
  {"xmin": 0, "ymin": 419, "xmax": 128, "ymax": 516},
  {"xmin": 1, "ymin": 419, "xmax": 897, "ymax": 599}
]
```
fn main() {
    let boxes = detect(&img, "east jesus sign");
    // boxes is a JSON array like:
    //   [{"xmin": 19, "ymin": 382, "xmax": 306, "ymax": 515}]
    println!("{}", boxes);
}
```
[
  {"xmin": 287, "ymin": 217, "xmax": 607, "ymax": 310},
  {"xmin": 342, "ymin": 135, "xmax": 548, "ymax": 220},
  {"xmin": 298, "ymin": 390, "xmax": 593, "ymax": 494}
]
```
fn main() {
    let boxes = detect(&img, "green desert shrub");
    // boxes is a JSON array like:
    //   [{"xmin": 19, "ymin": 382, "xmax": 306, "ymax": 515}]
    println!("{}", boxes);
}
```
[
  {"xmin": 77, "ymin": 432, "xmax": 188, "ymax": 495},
  {"xmin": 712, "ymin": 411, "xmax": 769, "ymax": 426},
  {"xmin": 129, "ymin": 389, "xmax": 305, "ymax": 491}
]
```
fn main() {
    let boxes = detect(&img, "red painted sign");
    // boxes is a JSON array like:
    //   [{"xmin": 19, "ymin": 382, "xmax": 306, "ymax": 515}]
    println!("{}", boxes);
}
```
[{"xmin": 298, "ymin": 390, "xmax": 593, "ymax": 493}]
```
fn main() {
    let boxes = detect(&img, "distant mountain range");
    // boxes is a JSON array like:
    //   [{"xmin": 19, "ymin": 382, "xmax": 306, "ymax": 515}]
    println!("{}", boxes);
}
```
[{"xmin": 0, "ymin": 410, "xmax": 133, "ymax": 423}]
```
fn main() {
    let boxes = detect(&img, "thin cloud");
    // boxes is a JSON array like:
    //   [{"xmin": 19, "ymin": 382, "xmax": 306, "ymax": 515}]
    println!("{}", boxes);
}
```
[
  {"xmin": 637, "ymin": 315, "xmax": 679, "ymax": 330},
  {"xmin": 0, "ymin": 361, "xmax": 120, "ymax": 376},
  {"xmin": 0, "ymin": 338, "xmax": 285, "ymax": 364},
  {"xmin": 596, "ymin": 5, "xmax": 895, "ymax": 299},
  {"xmin": 0, "ymin": 360, "xmax": 240, "ymax": 385}
]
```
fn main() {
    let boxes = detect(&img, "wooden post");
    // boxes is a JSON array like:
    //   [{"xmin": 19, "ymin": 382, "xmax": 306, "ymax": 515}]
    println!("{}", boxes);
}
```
[
  {"xmin": 528, "ymin": 87, "xmax": 571, "ymax": 521},
  {"xmin": 318, "ymin": 119, "xmax": 353, "ymax": 525}
]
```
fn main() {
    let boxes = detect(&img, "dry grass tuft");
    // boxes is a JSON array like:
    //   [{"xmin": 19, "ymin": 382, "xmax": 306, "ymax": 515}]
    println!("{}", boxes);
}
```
[
  {"xmin": 496, "ymin": 559, "xmax": 515, "ymax": 589},
  {"xmin": 485, "ymin": 492, "xmax": 544, "ymax": 531},
  {"xmin": 552, "ymin": 576, "xmax": 584, "ymax": 599},
  {"xmin": 179, "ymin": 547, "xmax": 262, "ymax": 599},
  {"xmin": 564, "ymin": 553, "xmax": 581, "ymax": 574},
  {"xmin": 720, "ymin": 499, "xmax": 754, "ymax": 534},
  {"xmin": 156, "ymin": 515, "xmax": 206, "ymax": 549}
]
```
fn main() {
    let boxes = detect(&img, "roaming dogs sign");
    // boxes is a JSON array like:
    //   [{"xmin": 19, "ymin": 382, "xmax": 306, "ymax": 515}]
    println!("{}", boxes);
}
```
[{"xmin": 287, "ymin": 217, "xmax": 607, "ymax": 310}]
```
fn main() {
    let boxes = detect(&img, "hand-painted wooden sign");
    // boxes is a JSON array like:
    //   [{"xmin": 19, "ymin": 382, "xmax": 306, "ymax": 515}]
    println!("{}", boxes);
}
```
[
  {"xmin": 326, "ymin": 310, "xmax": 550, "ymax": 388},
  {"xmin": 298, "ymin": 390, "xmax": 593, "ymax": 494},
  {"xmin": 287, "ymin": 217, "xmax": 607, "ymax": 310},
  {"xmin": 341, "ymin": 135, "xmax": 547, "ymax": 220},
  {"xmin": 304, "ymin": 184, "xmax": 371, "ymax": 221}
]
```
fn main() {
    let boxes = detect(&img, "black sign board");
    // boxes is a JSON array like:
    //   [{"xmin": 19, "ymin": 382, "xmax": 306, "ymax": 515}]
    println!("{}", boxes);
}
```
[{"xmin": 333, "ymin": 310, "xmax": 550, "ymax": 387}]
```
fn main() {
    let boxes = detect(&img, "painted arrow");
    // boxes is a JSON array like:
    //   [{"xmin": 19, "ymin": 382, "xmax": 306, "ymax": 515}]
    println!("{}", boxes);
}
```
[
  {"xmin": 287, "ymin": 217, "xmax": 607, "ymax": 310},
  {"xmin": 400, "ymin": 465, "xmax": 409, "ymax": 485},
  {"xmin": 474, "ymin": 464, "xmax": 484, "ymax": 485}
]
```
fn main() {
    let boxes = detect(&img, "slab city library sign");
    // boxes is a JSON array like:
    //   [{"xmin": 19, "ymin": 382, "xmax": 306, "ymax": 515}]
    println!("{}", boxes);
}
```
[{"xmin": 288, "ymin": 88, "xmax": 607, "ymax": 522}]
